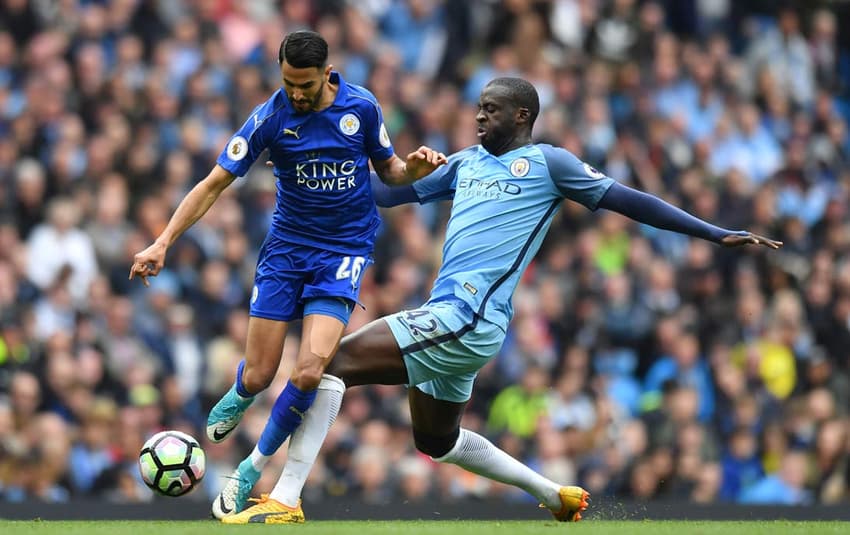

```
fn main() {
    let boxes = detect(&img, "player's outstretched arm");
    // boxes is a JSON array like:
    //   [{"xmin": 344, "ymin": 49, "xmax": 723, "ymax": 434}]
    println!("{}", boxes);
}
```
[
  {"xmin": 370, "ymin": 172, "xmax": 420, "ymax": 207},
  {"xmin": 129, "ymin": 165, "xmax": 236, "ymax": 286},
  {"xmin": 597, "ymin": 182, "xmax": 782, "ymax": 249},
  {"xmin": 372, "ymin": 146, "xmax": 447, "ymax": 186}
]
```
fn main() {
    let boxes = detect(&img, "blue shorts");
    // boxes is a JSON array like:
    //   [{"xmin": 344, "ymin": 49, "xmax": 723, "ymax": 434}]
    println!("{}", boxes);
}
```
[
  {"xmin": 250, "ymin": 236, "xmax": 371, "ymax": 324},
  {"xmin": 385, "ymin": 298, "xmax": 505, "ymax": 403}
]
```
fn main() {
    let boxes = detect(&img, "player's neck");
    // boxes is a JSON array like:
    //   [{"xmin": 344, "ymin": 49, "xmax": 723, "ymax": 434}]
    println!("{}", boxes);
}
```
[
  {"xmin": 489, "ymin": 132, "xmax": 532, "ymax": 156},
  {"xmin": 312, "ymin": 82, "xmax": 339, "ymax": 112}
]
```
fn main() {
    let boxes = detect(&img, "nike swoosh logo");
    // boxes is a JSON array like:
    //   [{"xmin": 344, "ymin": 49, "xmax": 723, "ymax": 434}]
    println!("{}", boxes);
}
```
[
  {"xmin": 289, "ymin": 406, "xmax": 306, "ymax": 419},
  {"xmin": 213, "ymin": 428, "xmax": 230, "ymax": 441},
  {"xmin": 219, "ymin": 494, "xmax": 233, "ymax": 514}
]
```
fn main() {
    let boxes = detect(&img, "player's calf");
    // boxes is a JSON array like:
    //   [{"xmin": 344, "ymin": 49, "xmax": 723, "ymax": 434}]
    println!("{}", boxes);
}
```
[
  {"xmin": 413, "ymin": 428, "xmax": 460, "ymax": 458},
  {"xmin": 430, "ymin": 428, "xmax": 588, "ymax": 521},
  {"xmin": 255, "ymin": 379, "xmax": 318, "ymax": 454}
]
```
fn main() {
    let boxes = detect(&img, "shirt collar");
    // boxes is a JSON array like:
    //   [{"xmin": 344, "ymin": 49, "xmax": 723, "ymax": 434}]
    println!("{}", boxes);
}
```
[{"xmin": 329, "ymin": 71, "xmax": 349, "ymax": 106}]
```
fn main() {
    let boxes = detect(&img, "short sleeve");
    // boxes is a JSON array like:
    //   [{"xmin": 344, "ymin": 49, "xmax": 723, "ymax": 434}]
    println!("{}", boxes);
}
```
[
  {"xmin": 539, "ymin": 144, "xmax": 615, "ymax": 210},
  {"xmin": 216, "ymin": 105, "xmax": 276, "ymax": 177},
  {"xmin": 363, "ymin": 100, "xmax": 394, "ymax": 162},
  {"xmin": 413, "ymin": 147, "xmax": 476, "ymax": 203}
]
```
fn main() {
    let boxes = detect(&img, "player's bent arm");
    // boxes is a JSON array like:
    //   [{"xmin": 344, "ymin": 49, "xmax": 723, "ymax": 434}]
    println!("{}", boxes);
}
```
[
  {"xmin": 155, "ymin": 164, "xmax": 237, "ymax": 247},
  {"xmin": 370, "ymin": 172, "xmax": 419, "ymax": 207},
  {"xmin": 372, "ymin": 147, "xmax": 447, "ymax": 186},
  {"xmin": 372, "ymin": 154, "xmax": 414, "ymax": 186},
  {"xmin": 597, "ymin": 182, "xmax": 741, "ymax": 243}
]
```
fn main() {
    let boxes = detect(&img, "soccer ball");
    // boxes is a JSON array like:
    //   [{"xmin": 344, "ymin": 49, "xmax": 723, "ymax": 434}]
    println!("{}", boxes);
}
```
[{"xmin": 139, "ymin": 430, "xmax": 206, "ymax": 497}]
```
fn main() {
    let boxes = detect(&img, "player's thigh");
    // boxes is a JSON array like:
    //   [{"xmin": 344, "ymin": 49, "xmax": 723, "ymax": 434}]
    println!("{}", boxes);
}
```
[
  {"xmin": 298, "ymin": 311, "xmax": 346, "ymax": 364},
  {"xmin": 327, "ymin": 318, "xmax": 408, "ymax": 386},
  {"xmin": 408, "ymin": 385, "xmax": 466, "ymax": 437},
  {"xmin": 388, "ymin": 301, "xmax": 501, "ymax": 390},
  {"xmin": 250, "ymin": 240, "xmax": 309, "ymax": 322},
  {"xmin": 414, "ymin": 372, "xmax": 478, "ymax": 406},
  {"xmin": 244, "ymin": 315, "xmax": 289, "ymax": 372}
]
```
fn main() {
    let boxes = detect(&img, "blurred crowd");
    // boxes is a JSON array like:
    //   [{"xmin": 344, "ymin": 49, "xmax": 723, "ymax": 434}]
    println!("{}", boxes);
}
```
[{"xmin": 1, "ymin": 0, "xmax": 850, "ymax": 509}]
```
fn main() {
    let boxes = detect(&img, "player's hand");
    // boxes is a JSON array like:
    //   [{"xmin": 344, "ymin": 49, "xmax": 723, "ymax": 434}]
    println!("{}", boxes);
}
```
[
  {"xmin": 404, "ymin": 146, "xmax": 448, "ymax": 180},
  {"xmin": 129, "ymin": 241, "xmax": 168, "ymax": 287},
  {"xmin": 720, "ymin": 232, "xmax": 783, "ymax": 249}
]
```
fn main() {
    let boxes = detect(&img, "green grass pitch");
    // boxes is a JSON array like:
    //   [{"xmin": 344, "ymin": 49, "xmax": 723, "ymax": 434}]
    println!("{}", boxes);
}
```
[{"xmin": 0, "ymin": 521, "xmax": 847, "ymax": 535}]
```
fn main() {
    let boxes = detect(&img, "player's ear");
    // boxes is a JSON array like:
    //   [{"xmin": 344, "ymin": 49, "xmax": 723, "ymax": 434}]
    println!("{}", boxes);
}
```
[
  {"xmin": 324, "ymin": 64, "xmax": 333, "ymax": 80},
  {"xmin": 516, "ymin": 107, "xmax": 530, "ymax": 125}
]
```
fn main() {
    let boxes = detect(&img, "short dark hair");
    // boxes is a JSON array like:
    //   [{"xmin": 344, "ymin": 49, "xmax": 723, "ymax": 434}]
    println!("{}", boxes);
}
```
[
  {"xmin": 488, "ymin": 77, "xmax": 540, "ymax": 125},
  {"xmin": 278, "ymin": 30, "xmax": 328, "ymax": 69}
]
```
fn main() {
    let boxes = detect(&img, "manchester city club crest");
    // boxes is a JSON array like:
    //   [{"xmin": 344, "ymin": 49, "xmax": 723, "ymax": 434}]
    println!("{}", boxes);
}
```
[
  {"xmin": 510, "ymin": 157, "xmax": 530, "ymax": 177},
  {"xmin": 227, "ymin": 136, "xmax": 248, "ymax": 161},
  {"xmin": 339, "ymin": 113, "xmax": 360, "ymax": 135}
]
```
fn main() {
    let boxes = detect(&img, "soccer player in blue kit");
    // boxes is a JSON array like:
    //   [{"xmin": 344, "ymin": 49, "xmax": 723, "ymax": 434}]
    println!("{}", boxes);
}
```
[
  {"xmin": 215, "ymin": 77, "xmax": 782, "ymax": 524},
  {"xmin": 128, "ymin": 30, "xmax": 446, "ymax": 514}
]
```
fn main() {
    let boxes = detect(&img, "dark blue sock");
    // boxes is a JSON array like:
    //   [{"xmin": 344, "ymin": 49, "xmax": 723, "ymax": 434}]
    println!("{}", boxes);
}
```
[
  {"xmin": 235, "ymin": 360, "xmax": 254, "ymax": 398},
  {"xmin": 257, "ymin": 380, "xmax": 317, "ymax": 456}
]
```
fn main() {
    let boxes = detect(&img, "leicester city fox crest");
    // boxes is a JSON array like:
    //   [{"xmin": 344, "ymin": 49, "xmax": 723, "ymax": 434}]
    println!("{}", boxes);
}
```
[{"xmin": 339, "ymin": 113, "xmax": 360, "ymax": 135}]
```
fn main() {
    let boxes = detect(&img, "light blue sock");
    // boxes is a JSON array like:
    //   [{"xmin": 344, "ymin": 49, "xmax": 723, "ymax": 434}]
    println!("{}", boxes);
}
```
[{"xmin": 256, "ymin": 380, "xmax": 317, "ymax": 456}]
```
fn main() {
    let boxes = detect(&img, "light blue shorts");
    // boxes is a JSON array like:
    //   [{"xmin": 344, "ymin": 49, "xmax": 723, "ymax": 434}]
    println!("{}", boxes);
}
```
[{"xmin": 385, "ymin": 298, "xmax": 505, "ymax": 402}]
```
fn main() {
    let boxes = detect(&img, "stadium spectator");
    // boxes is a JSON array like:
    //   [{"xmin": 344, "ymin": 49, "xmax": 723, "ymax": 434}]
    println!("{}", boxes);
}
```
[
  {"xmin": 487, "ymin": 365, "xmax": 550, "ymax": 439},
  {"xmin": 739, "ymin": 449, "xmax": 813, "ymax": 505}
]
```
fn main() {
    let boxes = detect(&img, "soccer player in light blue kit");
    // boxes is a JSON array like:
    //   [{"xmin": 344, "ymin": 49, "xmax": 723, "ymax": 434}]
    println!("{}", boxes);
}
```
[
  {"xmin": 128, "ymin": 31, "xmax": 446, "ymax": 516},
  {"xmin": 216, "ymin": 78, "xmax": 781, "ymax": 523}
]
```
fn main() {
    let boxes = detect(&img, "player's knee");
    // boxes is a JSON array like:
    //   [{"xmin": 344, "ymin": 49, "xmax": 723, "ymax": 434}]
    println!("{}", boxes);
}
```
[
  {"xmin": 413, "ymin": 428, "xmax": 460, "ymax": 459},
  {"xmin": 291, "ymin": 359, "xmax": 326, "ymax": 391}
]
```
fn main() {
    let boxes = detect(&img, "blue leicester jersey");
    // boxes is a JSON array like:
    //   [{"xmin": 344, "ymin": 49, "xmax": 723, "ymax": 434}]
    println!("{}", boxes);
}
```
[
  {"xmin": 216, "ymin": 72, "xmax": 395, "ymax": 256},
  {"xmin": 413, "ymin": 143, "xmax": 616, "ymax": 332}
]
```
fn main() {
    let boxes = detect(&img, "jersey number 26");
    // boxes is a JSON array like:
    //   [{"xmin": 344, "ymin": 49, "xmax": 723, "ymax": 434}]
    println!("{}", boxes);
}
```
[{"xmin": 336, "ymin": 256, "xmax": 366, "ymax": 284}]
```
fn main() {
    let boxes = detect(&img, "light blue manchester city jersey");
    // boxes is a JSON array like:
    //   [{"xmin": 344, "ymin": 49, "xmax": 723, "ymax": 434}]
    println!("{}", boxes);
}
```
[
  {"xmin": 217, "ymin": 72, "xmax": 394, "ymax": 256},
  {"xmin": 413, "ymin": 143, "xmax": 615, "ymax": 332}
]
